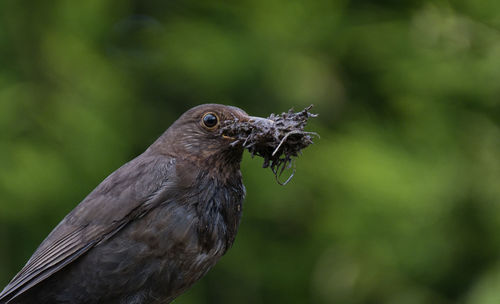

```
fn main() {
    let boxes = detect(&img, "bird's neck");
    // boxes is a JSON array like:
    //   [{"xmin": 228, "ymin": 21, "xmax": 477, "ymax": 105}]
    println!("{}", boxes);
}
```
[
  {"xmin": 174, "ymin": 156, "xmax": 245, "ymax": 254},
  {"xmin": 193, "ymin": 171, "xmax": 245, "ymax": 253}
]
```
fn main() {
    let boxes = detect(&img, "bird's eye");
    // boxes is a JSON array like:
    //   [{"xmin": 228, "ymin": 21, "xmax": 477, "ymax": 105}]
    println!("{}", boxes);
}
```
[{"xmin": 202, "ymin": 112, "xmax": 219, "ymax": 129}]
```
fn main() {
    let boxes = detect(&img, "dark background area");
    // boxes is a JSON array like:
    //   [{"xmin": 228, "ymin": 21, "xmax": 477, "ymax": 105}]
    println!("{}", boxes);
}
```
[{"xmin": 1, "ymin": 1, "xmax": 500, "ymax": 303}]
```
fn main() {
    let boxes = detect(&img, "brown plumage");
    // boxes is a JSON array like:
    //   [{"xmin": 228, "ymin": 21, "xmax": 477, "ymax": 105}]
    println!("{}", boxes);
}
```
[{"xmin": 0, "ymin": 104, "xmax": 270, "ymax": 304}]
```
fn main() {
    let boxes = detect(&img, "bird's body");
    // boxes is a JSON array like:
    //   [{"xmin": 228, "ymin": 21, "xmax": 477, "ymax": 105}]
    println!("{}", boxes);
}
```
[{"xmin": 0, "ymin": 104, "xmax": 257, "ymax": 304}]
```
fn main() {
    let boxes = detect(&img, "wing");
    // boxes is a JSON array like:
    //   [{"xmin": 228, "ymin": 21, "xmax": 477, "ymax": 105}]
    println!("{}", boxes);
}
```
[{"xmin": 0, "ymin": 154, "xmax": 176, "ymax": 303}]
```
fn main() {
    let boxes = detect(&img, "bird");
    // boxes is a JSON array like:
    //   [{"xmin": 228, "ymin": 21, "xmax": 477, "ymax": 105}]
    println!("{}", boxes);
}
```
[{"xmin": 0, "ymin": 104, "xmax": 271, "ymax": 304}]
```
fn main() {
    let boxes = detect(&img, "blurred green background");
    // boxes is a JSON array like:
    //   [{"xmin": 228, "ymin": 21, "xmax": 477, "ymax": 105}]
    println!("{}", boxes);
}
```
[{"xmin": 1, "ymin": 1, "xmax": 500, "ymax": 303}]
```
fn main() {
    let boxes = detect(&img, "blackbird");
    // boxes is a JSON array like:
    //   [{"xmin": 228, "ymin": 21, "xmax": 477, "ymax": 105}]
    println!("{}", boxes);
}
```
[{"xmin": 0, "ymin": 104, "xmax": 271, "ymax": 304}]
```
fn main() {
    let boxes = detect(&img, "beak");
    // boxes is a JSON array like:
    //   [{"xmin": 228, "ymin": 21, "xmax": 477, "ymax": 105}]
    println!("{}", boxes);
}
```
[
  {"xmin": 248, "ymin": 116, "xmax": 275, "ymax": 127},
  {"xmin": 222, "ymin": 115, "xmax": 274, "ymax": 141}
]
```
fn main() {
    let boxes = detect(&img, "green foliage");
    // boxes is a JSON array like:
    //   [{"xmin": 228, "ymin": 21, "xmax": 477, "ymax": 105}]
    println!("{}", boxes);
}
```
[{"xmin": 1, "ymin": 1, "xmax": 500, "ymax": 303}]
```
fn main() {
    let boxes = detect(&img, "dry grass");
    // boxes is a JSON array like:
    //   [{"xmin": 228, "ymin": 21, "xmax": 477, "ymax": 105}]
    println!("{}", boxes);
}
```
[{"xmin": 220, "ymin": 105, "xmax": 318, "ymax": 185}]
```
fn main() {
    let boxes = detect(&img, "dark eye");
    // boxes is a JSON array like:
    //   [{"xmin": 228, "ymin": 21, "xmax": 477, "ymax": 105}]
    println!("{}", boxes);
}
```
[{"xmin": 202, "ymin": 112, "xmax": 219, "ymax": 129}]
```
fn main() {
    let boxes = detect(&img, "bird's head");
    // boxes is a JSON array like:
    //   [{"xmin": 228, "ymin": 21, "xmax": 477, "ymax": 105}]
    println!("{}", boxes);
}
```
[{"xmin": 150, "ymin": 104, "xmax": 271, "ymax": 166}]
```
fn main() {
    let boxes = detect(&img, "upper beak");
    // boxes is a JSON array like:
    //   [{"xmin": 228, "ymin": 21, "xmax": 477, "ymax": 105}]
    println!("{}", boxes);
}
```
[
  {"xmin": 222, "ymin": 115, "xmax": 274, "ymax": 141},
  {"xmin": 248, "ymin": 116, "xmax": 275, "ymax": 127}
]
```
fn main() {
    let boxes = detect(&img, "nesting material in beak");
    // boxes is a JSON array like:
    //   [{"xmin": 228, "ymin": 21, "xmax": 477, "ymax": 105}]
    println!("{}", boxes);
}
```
[{"xmin": 219, "ymin": 105, "xmax": 318, "ymax": 185}]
